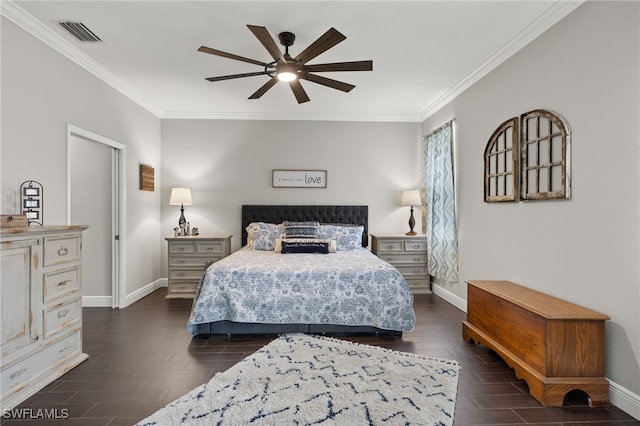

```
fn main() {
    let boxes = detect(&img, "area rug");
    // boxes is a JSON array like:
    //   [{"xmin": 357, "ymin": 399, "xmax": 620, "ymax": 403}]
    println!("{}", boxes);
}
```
[{"xmin": 137, "ymin": 333, "xmax": 460, "ymax": 425}]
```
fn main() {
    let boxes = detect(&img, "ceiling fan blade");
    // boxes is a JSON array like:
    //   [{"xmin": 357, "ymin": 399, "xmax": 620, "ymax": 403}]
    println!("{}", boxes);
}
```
[
  {"xmin": 247, "ymin": 25, "xmax": 285, "ymax": 63},
  {"xmin": 289, "ymin": 80, "xmax": 310, "ymax": 104},
  {"xmin": 248, "ymin": 76, "xmax": 278, "ymax": 99},
  {"xmin": 206, "ymin": 71, "xmax": 271, "ymax": 82},
  {"xmin": 294, "ymin": 27, "xmax": 346, "ymax": 65},
  {"xmin": 198, "ymin": 46, "xmax": 272, "ymax": 68},
  {"xmin": 304, "ymin": 60, "xmax": 373, "ymax": 73},
  {"xmin": 301, "ymin": 73, "xmax": 355, "ymax": 93}
]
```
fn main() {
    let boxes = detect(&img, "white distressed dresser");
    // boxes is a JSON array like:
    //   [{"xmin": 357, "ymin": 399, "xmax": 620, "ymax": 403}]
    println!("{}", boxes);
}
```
[{"xmin": 1, "ymin": 225, "xmax": 88, "ymax": 410}]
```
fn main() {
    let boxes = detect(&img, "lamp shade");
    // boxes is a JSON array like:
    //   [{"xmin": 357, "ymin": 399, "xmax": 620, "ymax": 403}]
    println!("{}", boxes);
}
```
[
  {"xmin": 169, "ymin": 188, "xmax": 193, "ymax": 206},
  {"xmin": 401, "ymin": 190, "xmax": 421, "ymax": 206}
]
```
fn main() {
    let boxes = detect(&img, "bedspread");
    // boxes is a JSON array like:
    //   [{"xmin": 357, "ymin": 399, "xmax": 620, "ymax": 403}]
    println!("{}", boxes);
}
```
[{"xmin": 187, "ymin": 247, "xmax": 416, "ymax": 334}]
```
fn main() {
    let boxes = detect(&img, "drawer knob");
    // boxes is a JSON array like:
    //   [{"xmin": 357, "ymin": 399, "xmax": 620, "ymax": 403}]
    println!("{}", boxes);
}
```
[
  {"xmin": 10, "ymin": 368, "xmax": 27, "ymax": 380},
  {"xmin": 412, "ymin": 244, "xmax": 421, "ymax": 249},
  {"xmin": 58, "ymin": 309, "xmax": 70, "ymax": 318},
  {"xmin": 177, "ymin": 260, "xmax": 186, "ymax": 264},
  {"xmin": 177, "ymin": 272, "xmax": 185, "ymax": 277},
  {"xmin": 57, "ymin": 279, "xmax": 71, "ymax": 287},
  {"xmin": 386, "ymin": 245, "xmax": 394, "ymax": 250},
  {"xmin": 57, "ymin": 246, "xmax": 69, "ymax": 256},
  {"xmin": 413, "ymin": 258, "xmax": 421, "ymax": 262},
  {"xmin": 58, "ymin": 345, "xmax": 73, "ymax": 358}
]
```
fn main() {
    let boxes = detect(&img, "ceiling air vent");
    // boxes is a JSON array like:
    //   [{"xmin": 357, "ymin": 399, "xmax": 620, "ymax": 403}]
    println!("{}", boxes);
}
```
[{"xmin": 59, "ymin": 21, "xmax": 102, "ymax": 42}]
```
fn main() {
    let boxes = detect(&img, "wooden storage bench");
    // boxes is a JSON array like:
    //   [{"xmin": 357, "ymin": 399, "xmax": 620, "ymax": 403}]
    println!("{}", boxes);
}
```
[{"xmin": 462, "ymin": 280, "xmax": 610, "ymax": 407}]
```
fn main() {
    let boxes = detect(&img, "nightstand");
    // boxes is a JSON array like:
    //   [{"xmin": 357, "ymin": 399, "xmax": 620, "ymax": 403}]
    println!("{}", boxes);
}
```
[
  {"xmin": 165, "ymin": 235, "xmax": 231, "ymax": 299},
  {"xmin": 371, "ymin": 234, "xmax": 430, "ymax": 294}
]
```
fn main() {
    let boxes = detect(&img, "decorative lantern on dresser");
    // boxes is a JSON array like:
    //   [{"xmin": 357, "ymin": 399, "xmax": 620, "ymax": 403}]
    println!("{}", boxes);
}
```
[{"xmin": 1, "ymin": 225, "xmax": 88, "ymax": 410}]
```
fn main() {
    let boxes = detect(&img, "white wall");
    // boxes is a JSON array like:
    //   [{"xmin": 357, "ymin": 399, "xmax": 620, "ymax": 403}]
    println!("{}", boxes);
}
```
[
  {"xmin": 1, "ymin": 17, "xmax": 163, "ymax": 303},
  {"xmin": 423, "ymin": 0, "xmax": 640, "ymax": 411},
  {"xmin": 160, "ymin": 119, "xmax": 422, "ymax": 267}
]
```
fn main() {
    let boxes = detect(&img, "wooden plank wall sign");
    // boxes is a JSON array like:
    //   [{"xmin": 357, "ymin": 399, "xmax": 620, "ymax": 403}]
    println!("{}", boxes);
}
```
[{"xmin": 139, "ymin": 164, "xmax": 155, "ymax": 191}]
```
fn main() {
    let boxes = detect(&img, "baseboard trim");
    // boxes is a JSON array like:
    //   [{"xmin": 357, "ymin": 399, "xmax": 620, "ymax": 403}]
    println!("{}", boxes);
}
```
[
  {"xmin": 81, "ymin": 296, "xmax": 112, "ymax": 308},
  {"xmin": 121, "ymin": 278, "xmax": 168, "ymax": 309},
  {"xmin": 431, "ymin": 283, "xmax": 640, "ymax": 421},
  {"xmin": 609, "ymin": 380, "xmax": 640, "ymax": 420},
  {"xmin": 81, "ymin": 279, "xmax": 168, "ymax": 309},
  {"xmin": 431, "ymin": 283, "xmax": 467, "ymax": 313}
]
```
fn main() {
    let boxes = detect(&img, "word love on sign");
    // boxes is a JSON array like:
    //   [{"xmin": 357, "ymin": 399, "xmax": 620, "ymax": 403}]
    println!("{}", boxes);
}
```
[{"xmin": 272, "ymin": 170, "xmax": 327, "ymax": 188}]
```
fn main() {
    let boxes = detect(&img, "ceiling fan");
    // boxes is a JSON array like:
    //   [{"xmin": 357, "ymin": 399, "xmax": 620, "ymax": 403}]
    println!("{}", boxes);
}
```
[{"xmin": 198, "ymin": 25, "xmax": 373, "ymax": 104}]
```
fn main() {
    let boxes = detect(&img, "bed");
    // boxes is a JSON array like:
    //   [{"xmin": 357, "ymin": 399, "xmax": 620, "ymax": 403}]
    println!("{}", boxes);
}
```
[{"xmin": 187, "ymin": 205, "xmax": 416, "ymax": 337}]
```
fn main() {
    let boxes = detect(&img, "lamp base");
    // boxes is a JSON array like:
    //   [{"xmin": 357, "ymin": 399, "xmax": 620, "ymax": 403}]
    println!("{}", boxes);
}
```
[{"xmin": 406, "ymin": 206, "xmax": 417, "ymax": 236}]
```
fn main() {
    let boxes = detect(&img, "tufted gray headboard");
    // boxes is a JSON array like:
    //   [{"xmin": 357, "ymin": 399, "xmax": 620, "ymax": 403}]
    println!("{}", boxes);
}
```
[{"xmin": 241, "ymin": 205, "xmax": 368, "ymax": 247}]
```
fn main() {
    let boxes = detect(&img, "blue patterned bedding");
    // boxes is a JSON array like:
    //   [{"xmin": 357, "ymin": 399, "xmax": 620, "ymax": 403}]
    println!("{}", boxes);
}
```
[{"xmin": 187, "ymin": 247, "xmax": 416, "ymax": 334}]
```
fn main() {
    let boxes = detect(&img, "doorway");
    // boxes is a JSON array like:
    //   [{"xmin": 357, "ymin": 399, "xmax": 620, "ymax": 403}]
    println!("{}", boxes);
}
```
[{"xmin": 67, "ymin": 125, "xmax": 125, "ymax": 308}]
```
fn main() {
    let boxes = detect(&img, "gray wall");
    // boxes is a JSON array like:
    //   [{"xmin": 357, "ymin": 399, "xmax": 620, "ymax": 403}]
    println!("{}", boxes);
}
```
[
  {"xmin": 1, "ymin": 17, "xmax": 163, "ymax": 303},
  {"xmin": 423, "ymin": 1, "xmax": 640, "ymax": 401},
  {"xmin": 160, "ymin": 119, "xmax": 423, "ymax": 267}
]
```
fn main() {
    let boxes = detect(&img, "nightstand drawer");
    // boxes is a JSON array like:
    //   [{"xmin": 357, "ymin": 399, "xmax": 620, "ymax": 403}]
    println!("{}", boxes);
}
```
[
  {"xmin": 168, "ymin": 281, "xmax": 199, "ymax": 294},
  {"xmin": 169, "ymin": 257, "xmax": 215, "ymax": 267},
  {"xmin": 197, "ymin": 241, "xmax": 225, "ymax": 255},
  {"xmin": 169, "ymin": 242, "xmax": 195, "ymax": 254},
  {"xmin": 378, "ymin": 253, "xmax": 427, "ymax": 264},
  {"xmin": 169, "ymin": 269, "xmax": 204, "ymax": 280},
  {"xmin": 395, "ymin": 265, "xmax": 428, "ymax": 277},
  {"xmin": 404, "ymin": 241, "xmax": 427, "ymax": 251},
  {"xmin": 376, "ymin": 241, "xmax": 404, "ymax": 252}
]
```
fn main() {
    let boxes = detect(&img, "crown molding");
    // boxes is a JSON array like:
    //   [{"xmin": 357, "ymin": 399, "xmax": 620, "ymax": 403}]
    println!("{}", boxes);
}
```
[
  {"xmin": 1, "ymin": 0, "xmax": 162, "ymax": 117},
  {"xmin": 161, "ymin": 110, "xmax": 421, "ymax": 122},
  {"xmin": 418, "ymin": 0, "xmax": 585, "ymax": 122},
  {"xmin": 3, "ymin": 0, "xmax": 583, "ymax": 123}
]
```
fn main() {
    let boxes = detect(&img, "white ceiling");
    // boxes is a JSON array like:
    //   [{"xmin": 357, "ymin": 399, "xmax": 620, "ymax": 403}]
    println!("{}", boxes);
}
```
[{"xmin": 3, "ymin": 1, "xmax": 583, "ymax": 122}]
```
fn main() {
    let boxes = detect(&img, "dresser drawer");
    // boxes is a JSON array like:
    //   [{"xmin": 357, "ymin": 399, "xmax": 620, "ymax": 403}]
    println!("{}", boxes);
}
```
[
  {"xmin": 43, "ymin": 235, "xmax": 81, "ymax": 266},
  {"xmin": 43, "ymin": 266, "xmax": 80, "ymax": 302},
  {"xmin": 44, "ymin": 298, "xmax": 81, "ymax": 338},
  {"xmin": 169, "ymin": 242, "xmax": 195, "ymax": 254},
  {"xmin": 1, "ymin": 332, "xmax": 80, "ymax": 397}
]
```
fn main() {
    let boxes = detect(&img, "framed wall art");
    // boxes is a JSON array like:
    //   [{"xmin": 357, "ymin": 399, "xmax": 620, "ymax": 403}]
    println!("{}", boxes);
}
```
[{"xmin": 272, "ymin": 170, "xmax": 327, "ymax": 188}]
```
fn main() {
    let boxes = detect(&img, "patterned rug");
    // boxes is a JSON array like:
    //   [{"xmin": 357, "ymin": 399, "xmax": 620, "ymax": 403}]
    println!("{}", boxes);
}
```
[{"xmin": 137, "ymin": 333, "xmax": 460, "ymax": 425}]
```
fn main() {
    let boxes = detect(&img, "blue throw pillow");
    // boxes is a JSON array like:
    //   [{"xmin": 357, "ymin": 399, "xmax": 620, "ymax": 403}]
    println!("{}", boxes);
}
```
[
  {"xmin": 283, "ymin": 221, "xmax": 319, "ymax": 239},
  {"xmin": 280, "ymin": 240, "xmax": 329, "ymax": 254}
]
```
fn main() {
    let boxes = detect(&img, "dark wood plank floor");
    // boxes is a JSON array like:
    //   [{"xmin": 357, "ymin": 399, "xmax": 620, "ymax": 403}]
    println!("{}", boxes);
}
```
[{"xmin": 4, "ymin": 289, "xmax": 639, "ymax": 425}]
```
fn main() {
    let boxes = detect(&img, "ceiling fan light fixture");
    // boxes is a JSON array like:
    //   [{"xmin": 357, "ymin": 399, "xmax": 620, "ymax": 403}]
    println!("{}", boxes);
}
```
[
  {"xmin": 277, "ymin": 71, "xmax": 297, "ymax": 82},
  {"xmin": 276, "ymin": 62, "xmax": 298, "ymax": 81}
]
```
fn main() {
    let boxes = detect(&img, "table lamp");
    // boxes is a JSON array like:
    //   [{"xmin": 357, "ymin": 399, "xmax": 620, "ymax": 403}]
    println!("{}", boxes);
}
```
[
  {"xmin": 401, "ymin": 190, "xmax": 421, "ymax": 236},
  {"xmin": 169, "ymin": 188, "xmax": 193, "ymax": 227}
]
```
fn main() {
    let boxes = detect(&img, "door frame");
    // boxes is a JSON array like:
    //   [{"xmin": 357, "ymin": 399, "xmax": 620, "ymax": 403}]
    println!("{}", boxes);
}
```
[{"xmin": 66, "ymin": 124, "xmax": 126, "ymax": 309}]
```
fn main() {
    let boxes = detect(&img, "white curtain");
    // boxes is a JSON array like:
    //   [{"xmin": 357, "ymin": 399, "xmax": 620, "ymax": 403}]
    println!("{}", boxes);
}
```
[{"xmin": 422, "ymin": 120, "xmax": 459, "ymax": 282}]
